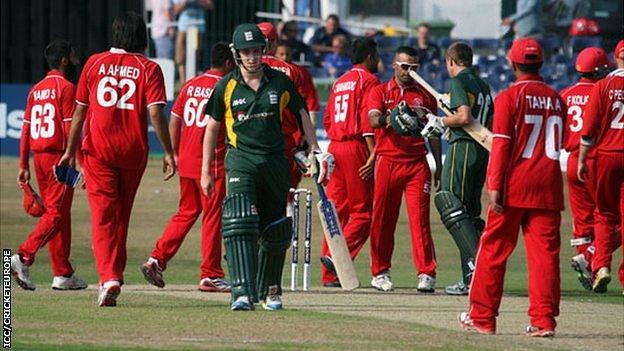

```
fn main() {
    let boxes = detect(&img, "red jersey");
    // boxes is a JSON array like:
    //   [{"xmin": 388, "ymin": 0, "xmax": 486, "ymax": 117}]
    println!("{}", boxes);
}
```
[
  {"xmin": 365, "ymin": 78, "xmax": 436, "ymax": 160},
  {"xmin": 296, "ymin": 64, "xmax": 320, "ymax": 112},
  {"xmin": 76, "ymin": 48, "xmax": 167, "ymax": 169},
  {"xmin": 324, "ymin": 65, "xmax": 379, "ymax": 141},
  {"xmin": 171, "ymin": 70, "xmax": 225, "ymax": 179},
  {"xmin": 559, "ymin": 78, "xmax": 596, "ymax": 152},
  {"xmin": 19, "ymin": 70, "xmax": 76, "ymax": 168},
  {"xmin": 487, "ymin": 75, "xmax": 565, "ymax": 211},
  {"xmin": 581, "ymin": 68, "xmax": 624, "ymax": 153}
]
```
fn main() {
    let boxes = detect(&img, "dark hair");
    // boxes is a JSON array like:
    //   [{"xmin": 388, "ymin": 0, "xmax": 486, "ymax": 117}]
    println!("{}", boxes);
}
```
[
  {"xmin": 45, "ymin": 40, "xmax": 73, "ymax": 69},
  {"xmin": 276, "ymin": 40, "xmax": 291, "ymax": 49},
  {"xmin": 446, "ymin": 42, "xmax": 473, "ymax": 67},
  {"xmin": 580, "ymin": 69, "xmax": 608, "ymax": 80},
  {"xmin": 111, "ymin": 11, "xmax": 147, "ymax": 53},
  {"xmin": 351, "ymin": 37, "xmax": 377, "ymax": 65},
  {"xmin": 211, "ymin": 42, "xmax": 233, "ymax": 67},
  {"xmin": 396, "ymin": 46, "xmax": 418, "ymax": 59},
  {"xmin": 515, "ymin": 62, "xmax": 542, "ymax": 74},
  {"xmin": 418, "ymin": 23, "xmax": 431, "ymax": 30},
  {"xmin": 327, "ymin": 14, "xmax": 340, "ymax": 24},
  {"xmin": 283, "ymin": 21, "xmax": 298, "ymax": 32}
]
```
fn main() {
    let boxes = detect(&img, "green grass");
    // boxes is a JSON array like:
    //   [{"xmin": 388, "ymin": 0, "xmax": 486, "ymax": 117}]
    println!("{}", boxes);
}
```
[{"xmin": 1, "ymin": 156, "xmax": 622, "ymax": 350}]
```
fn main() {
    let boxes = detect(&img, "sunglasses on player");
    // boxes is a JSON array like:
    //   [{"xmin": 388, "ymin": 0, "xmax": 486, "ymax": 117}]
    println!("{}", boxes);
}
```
[{"xmin": 395, "ymin": 61, "xmax": 420, "ymax": 71}]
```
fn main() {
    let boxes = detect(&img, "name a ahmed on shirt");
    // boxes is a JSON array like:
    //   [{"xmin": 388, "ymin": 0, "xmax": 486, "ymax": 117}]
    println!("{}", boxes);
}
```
[
  {"xmin": 97, "ymin": 64, "xmax": 140, "ymax": 79},
  {"xmin": 524, "ymin": 95, "xmax": 562, "ymax": 111}
]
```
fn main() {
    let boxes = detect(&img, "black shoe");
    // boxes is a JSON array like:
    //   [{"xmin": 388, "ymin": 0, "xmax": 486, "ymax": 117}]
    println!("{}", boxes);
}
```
[
  {"xmin": 323, "ymin": 280, "xmax": 342, "ymax": 288},
  {"xmin": 320, "ymin": 256, "xmax": 337, "ymax": 276}
]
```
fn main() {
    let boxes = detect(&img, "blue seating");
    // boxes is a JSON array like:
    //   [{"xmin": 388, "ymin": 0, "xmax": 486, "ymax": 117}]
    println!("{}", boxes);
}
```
[
  {"xmin": 376, "ymin": 36, "xmax": 405, "ymax": 52},
  {"xmin": 539, "ymin": 36, "xmax": 562, "ymax": 53},
  {"xmin": 570, "ymin": 36, "xmax": 602, "ymax": 53},
  {"xmin": 471, "ymin": 38, "xmax": 500, "ymax": 50}
]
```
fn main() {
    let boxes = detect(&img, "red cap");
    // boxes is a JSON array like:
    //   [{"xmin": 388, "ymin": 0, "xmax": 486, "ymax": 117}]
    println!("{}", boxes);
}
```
[
  {"xmin": 257, "ymin": 22, "xmax": 277, "ymax": 42},
  {"xmin": 508, "ymin": 38, "xmax": 543, "ymax": 64},
  {"xmin": 575, "ymin": 47, "xmax": 610, "ymax": 73},
  {"xmin": 615, "ymin": 40, "xmax": 624, "ymax": 61}
]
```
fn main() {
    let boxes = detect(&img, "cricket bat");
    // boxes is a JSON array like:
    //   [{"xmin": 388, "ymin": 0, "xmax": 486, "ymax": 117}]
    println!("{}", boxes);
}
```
[
  {"xmin": 408, "ymin": 70, "xmax": 493, "ymax": 151},
  {"xmin": 315, "ymin": 182, "xmax": 359, "ymax": 290}
]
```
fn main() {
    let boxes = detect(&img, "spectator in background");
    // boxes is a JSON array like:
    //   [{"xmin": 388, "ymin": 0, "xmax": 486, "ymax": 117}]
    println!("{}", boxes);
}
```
[
  {"xmin": 147, "ymin": 0, "xmax": 175, "ymax": 59},
  {"xmin": 415, "ymin": 23, "xmax": 441, "ymax": 67},
  {"xmin": 501, "ymin": 0, "xmax": 544, "ymax": 39},
  {"xmin": 281, "ymin": 20, "xmax": 310, "ymax": 62},
  {"xmin": 173, "ymin": 0, "xmax": 213, "ymax": 83},
  {"xmin": 310, "ymin": 14, "xmax": 351, "ymax": 63},
  {"xmin": 323, "ymin": 34, "xmax": 352, "ymax": 78}
]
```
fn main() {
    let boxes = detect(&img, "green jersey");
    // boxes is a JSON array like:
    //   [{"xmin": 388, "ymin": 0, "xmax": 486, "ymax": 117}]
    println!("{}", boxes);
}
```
[
  {"xmin": 206, "ymin": 65, "xmax": 306, "ymax": 155},
  {"xmin": 447, "ymin": 67, "xmax": 493, "ymax": 144}
]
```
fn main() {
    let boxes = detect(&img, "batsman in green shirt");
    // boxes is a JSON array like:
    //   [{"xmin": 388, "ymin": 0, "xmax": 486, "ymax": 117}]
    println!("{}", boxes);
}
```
[
  {"xmin": 425, "ymin": 42, "xmax": 493, "ymax": 295},
  {"xmin": 200, "ymin": 23, "xmax": 333, "ymax": 311}
]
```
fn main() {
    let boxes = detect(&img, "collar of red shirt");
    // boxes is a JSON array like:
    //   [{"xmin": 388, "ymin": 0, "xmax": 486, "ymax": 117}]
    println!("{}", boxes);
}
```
[
  {"xmin": 514, "ymin": 73, "xmax": 543, "ymax": 83},
  {"xmin": 578, "ymin": 77, "xmax": 597, "ymax": 84},
  {"xmin": 351, "ymin": 64, "xmax": 372, "ymax": 73},
  {"xmin": 203, "ymin": 69, "xmax": 224, "ymax": 79},
  {"xmin": 46, "ymin": 69, "xmax": 65, "ymax": 79},
  {"xmin": 386, "ymin": 76, "xmax": 418, "ymax": 91}
]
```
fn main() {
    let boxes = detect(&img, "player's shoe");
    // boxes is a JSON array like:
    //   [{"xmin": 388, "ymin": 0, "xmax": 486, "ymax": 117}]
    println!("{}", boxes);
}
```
[
  {"xmin": 10, "ymin": 254, "xmax": 35, "ymax": 291},
  {"xmin": 231, "ymin": 296, "xmax": 254, "ymax": 311},
  {"xmin": 141, "ymin": 257, "xmax": 165, "ymax": 288},
  {"xmin": 417, "ymin": 274, "xmax": 436, "ymax": 293},
  {"xmin": 445, "ymin": 281, "xmax": 469, "ymax": 295},
  {"xmin": 320, "ymin": 256, "xmax": 337, "ymax": 277},
  {"xmin": 98, "ymin": 281, "xmax": 121, "ymax": 307},
  {"xmin": 198, "ymin": 277, "xmax": 231, "ymax": 292},
  {"xmin": 371, "ymin": 271, "xmax": 394, "ymax": 291},
  {"xmin": 261, "ymin": 286, "xmax": 283, "ymax": 311},
  {"xmin": 570, "ymin": 254, "xmax": 593, "ymax": 291},
  {"xmin": 525, "ymin": 325, "xmax": 555, "ymax": 337},
  {"xmin": 52, "ymin": 275, "xmax": 88, "ymax": 290},
  {"xmin": 457, "ymin": 312, "xmax": 495, "ymax": 335},
  {"xmin": 322, "ymin": 280, "xmax": 341, "ymax": 288},
  {"xmin": 592, "ymin": 267, "xmax": 611, "ymax": 293}
]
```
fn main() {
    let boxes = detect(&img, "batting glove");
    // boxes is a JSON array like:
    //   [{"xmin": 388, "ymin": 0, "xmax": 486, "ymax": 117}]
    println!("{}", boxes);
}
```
[
  {"xmin": 421, "ymin": 114, "xmax": 445, "ymax": 138},
  {"xmin": 294, "ymin": 150, "xmax": 312, "ymax": 176},
  {"xmin": 308, "ymin": 151, "xmax": 335, "ymax": 184}
]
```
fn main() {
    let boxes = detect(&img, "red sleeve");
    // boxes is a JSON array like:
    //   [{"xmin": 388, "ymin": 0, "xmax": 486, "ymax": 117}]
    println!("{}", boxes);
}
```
[
  {"xmin": 19, "ymin": 95, "xmax": 32, "ymax": 169},
  {"xmin": 363, "ymin": 84, "xmax": 384, "ymax": 120},
  {"xmin": 360, "ymin": 77, "xmax": 381, "ymax": 135},
  {"xmin": 75, "ymin": 57, "xmax": 92, "ymax": 106},
  {"xmin": 580, "ymin": 81, "xmax": 603, "ymax": 139},
  {"xmin": 486, "ymin": 91, "xmax": 515, "ymax": 191},
  {"xmin": 171, "ymin": 83, "xmax": 187, "ymax": 118},
  {"xmin": 425, "ymin": 92, "xmax": 437, "ymax": 114},
  {"xmin": 300, "ymin": 67, "xmax": 319, "ymax": 112},
  {"xmin": 61, "ymin": 84, "xmax": 76, "ymax": 140},
  {"xmin": 145, "ymin": 63, "xmax": 167, "ymax": 107},
  {"xmin": 323, "ymin": 89, "xmax": 335, "ymax": 133}
]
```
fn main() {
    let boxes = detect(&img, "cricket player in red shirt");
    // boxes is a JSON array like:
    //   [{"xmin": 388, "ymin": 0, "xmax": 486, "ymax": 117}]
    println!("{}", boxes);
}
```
[
  {"xmin": 140, "ymin": 43, "xmax": 235, "ymax": 292},
  {"xmin": 321, "ymin": 37, "xmax": 379, "ymax": 286},
  {"xmin": 59, "ymin": 12, "xmax": 176, "ymax": 307},
  {"xmin": 559, "ymin": 47, "xmax": 611, "ymax": 291},
  {"xmin": 11, "ymin": 40, "xmax": 87, "ymax": 291},
  {"xmin": 366, "ymin": 46, "xmax": 441, "ymax": 292},
  {"xmin": 459, "ymin": 38, "xmax": 565, "ymax": 337},
  {"xmin": 578, "ymin": 40, "xmax": 624, "ymax": 293},
  {"xmin": 257, "ymin": 22, "xmax": 320, "ymax": 193}
]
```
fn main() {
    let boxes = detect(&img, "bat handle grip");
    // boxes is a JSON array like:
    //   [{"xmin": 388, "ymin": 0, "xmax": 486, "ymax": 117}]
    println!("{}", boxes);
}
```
[{"xmin": 315, "ymin": 177, "xmax": 328, "ymax": 201}]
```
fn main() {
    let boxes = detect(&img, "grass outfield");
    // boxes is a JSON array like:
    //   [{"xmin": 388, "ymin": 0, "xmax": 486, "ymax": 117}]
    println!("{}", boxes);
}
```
[{"xmin": 1, "ymin": 156, "xmax": 622, "ymax": 350}]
